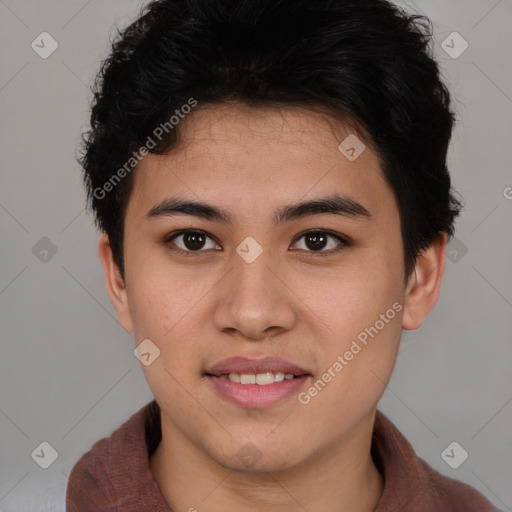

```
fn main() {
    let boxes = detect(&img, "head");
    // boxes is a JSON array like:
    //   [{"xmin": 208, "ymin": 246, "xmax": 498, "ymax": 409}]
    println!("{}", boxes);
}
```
[{"xmin": 85, "ymin": 0, "xmax": 461, "ymax": 473}]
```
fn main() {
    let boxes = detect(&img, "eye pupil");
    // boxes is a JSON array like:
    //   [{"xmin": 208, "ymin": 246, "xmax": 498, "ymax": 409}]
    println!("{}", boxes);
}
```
[
  {"xmin": 305, "ymin": 233, "xmax": 328, "ymax": 250},
  {"xmin": 184, "ymin": 232, "xmax": 206, "ymax": 250}
]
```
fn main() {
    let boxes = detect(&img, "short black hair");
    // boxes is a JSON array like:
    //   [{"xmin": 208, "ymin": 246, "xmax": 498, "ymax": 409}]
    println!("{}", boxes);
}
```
[{"xmin": 81, "ymin": 0, "xmax": 462, "ymax": 280}]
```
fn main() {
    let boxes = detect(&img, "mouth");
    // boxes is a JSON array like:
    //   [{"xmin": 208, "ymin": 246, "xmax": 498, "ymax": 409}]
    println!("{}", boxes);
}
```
[{"xmin": 205, "ymin": 356, "xmax": 312, "ymax": 408}]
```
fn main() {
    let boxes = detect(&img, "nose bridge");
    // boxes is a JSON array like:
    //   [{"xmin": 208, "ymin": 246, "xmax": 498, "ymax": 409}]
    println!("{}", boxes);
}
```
[{"xmin": 230, "ymin": 242, "xmax": 278, "ymax": 309}]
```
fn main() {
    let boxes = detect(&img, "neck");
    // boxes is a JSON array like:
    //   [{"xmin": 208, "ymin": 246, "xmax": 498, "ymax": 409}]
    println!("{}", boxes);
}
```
[{"xmin": 149, "ymin": 410, "xmax": 384, "ymax": 512}]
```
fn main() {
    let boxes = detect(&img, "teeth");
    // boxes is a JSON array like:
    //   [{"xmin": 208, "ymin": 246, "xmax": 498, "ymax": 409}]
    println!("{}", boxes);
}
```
[
  {"xmin": 256, "ymin": 372, "xmax": 274, "ymax": 385},
  {"xmin": 223, "ymin": 371, "xmax": 295, "ymax": 385},
  {"xmin": 240, "ymin": 374, "xmax": 256, "ymax": 384}
]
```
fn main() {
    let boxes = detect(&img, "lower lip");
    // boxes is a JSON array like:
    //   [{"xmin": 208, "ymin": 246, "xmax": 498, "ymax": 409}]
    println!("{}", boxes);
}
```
[{"xmin": 206, "ymin": 375, "xmax": 310, "ymax": 408}]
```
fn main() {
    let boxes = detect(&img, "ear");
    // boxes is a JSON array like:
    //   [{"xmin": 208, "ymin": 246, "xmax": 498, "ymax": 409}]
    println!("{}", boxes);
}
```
[
  {"xmin": 97, "ymin": 233, "xmax": 134, "ymax": 332},
  {"xmin": 402, "ymin": 232, "xmax": 448, "ymax": 330}
]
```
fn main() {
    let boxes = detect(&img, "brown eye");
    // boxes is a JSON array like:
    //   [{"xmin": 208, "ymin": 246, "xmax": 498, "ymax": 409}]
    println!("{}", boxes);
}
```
[
  {"xmin": 304, "ymin": 232, "xmax": 329, "ymax": 250},
  {"xmin": 291, "ymin": 230, "xmax": 348, "ymax": 254},
  {"xmin": 182, "ymin": 231, "xmax": 207, "ymax": 250},
  {"xmin": 167, "ymin": 230, "xmax": 220, "ymax": 252}
]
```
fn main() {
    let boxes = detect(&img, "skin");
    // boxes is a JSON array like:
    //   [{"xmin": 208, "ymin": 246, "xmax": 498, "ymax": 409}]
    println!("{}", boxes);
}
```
[{"xmin": 98, "ymin": 102, "xmax": 447, "ymax": 512}]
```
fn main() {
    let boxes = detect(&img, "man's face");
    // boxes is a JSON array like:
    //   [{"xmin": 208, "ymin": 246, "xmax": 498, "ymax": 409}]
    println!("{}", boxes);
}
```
[{"xmin": 120, "ymin": 103, "xmax": 407, "ymax": 472}]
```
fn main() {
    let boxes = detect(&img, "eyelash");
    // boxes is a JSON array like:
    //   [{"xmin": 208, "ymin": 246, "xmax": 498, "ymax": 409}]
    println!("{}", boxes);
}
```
[{"xmin": 162, "ymin": 229, "xmax": 350, "ymax": 257}]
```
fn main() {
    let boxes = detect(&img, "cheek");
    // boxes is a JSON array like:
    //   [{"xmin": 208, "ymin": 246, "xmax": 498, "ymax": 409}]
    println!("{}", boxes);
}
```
[
  {"xmin": 297, "ymin": 258, "xmax": 403, "ymax": 393},
  {"xmin": 298, "ymin": 288, "xmax": 402, "ymax": 431},
  {"xmin": 304, "ymin": 261, "xmax": 401, "ymax": 336},
  {"xmin": 124, "ymin": 239, "xmax": 214, "ymax": 339}
]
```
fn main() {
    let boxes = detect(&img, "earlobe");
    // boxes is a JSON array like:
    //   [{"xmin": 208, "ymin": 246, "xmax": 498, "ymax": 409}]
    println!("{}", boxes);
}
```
[
  {"xmin": 402, "ymin": 232, "xmax": 448, "ymax": 330},
  {"xmin": 97, "ymin": 233, "xmax": 134, "ymax": 333}
]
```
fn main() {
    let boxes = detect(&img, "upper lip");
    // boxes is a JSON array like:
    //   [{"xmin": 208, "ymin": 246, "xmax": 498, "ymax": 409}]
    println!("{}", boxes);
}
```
[{"xmin": 206, "ymin": 356, "xmax": 310, "ymax": 376}]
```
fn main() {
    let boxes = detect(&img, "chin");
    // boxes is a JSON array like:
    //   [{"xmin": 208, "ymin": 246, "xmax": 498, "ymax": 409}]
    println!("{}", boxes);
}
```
[{"xmin": 207, "ymin": 437, "xmax": 306, "ymax": 475}]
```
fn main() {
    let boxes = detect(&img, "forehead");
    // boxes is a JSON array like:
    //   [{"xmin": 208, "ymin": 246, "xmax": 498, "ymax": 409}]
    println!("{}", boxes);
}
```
[{"xmin": 127, "ymin": 102, "xmax": 397, "ymax": 223}]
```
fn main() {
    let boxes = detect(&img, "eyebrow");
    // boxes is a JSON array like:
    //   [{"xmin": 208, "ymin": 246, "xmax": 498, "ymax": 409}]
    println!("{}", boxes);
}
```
[{"xmin": 145, "ymin": 193, "xmax": 371, "ymax": 225}]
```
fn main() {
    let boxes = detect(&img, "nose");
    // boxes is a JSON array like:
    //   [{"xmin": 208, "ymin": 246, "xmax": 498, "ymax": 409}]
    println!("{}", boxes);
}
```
[{"xmin": 212, "ymin": 247, "xmax": 297, "ymax": 341}]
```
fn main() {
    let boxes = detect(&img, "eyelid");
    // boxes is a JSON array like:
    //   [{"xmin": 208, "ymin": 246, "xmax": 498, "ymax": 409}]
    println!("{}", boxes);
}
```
[
  {"xmin": 290, "ymin": 229, "xmax": 350, "ymax": 254},
  {"xmin": 163, "ymin": 229, "xmax": 221, "ymax": 254}
]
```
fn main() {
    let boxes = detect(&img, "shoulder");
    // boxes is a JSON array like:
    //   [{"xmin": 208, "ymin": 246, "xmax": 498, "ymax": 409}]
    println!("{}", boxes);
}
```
[
  {"xmin": 373, "ymin": 410, "xmax": 502, "ymax": 512},
  {"xmin": 66, "ymin": 436, "xmax": 116, "ymax": 511},
  {"xmin": 418, "ymin": 458, "xmax": 502, "ymax": 512},
  {"xmin": 66, "ymin": 401, "xmax": 156, "ymax": 512}
]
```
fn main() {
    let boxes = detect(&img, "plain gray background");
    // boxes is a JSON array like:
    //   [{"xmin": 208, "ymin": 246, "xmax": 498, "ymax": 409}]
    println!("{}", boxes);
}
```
[{"xmin": 1, "ymin": 0, "xmax": 511, "ymax": 510}]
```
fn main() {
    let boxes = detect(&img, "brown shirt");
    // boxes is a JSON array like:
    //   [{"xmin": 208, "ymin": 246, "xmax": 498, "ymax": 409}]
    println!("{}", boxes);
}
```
[{"xmin": 66, "ymin": 400, "xmax": 501, "ymax": 511}]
